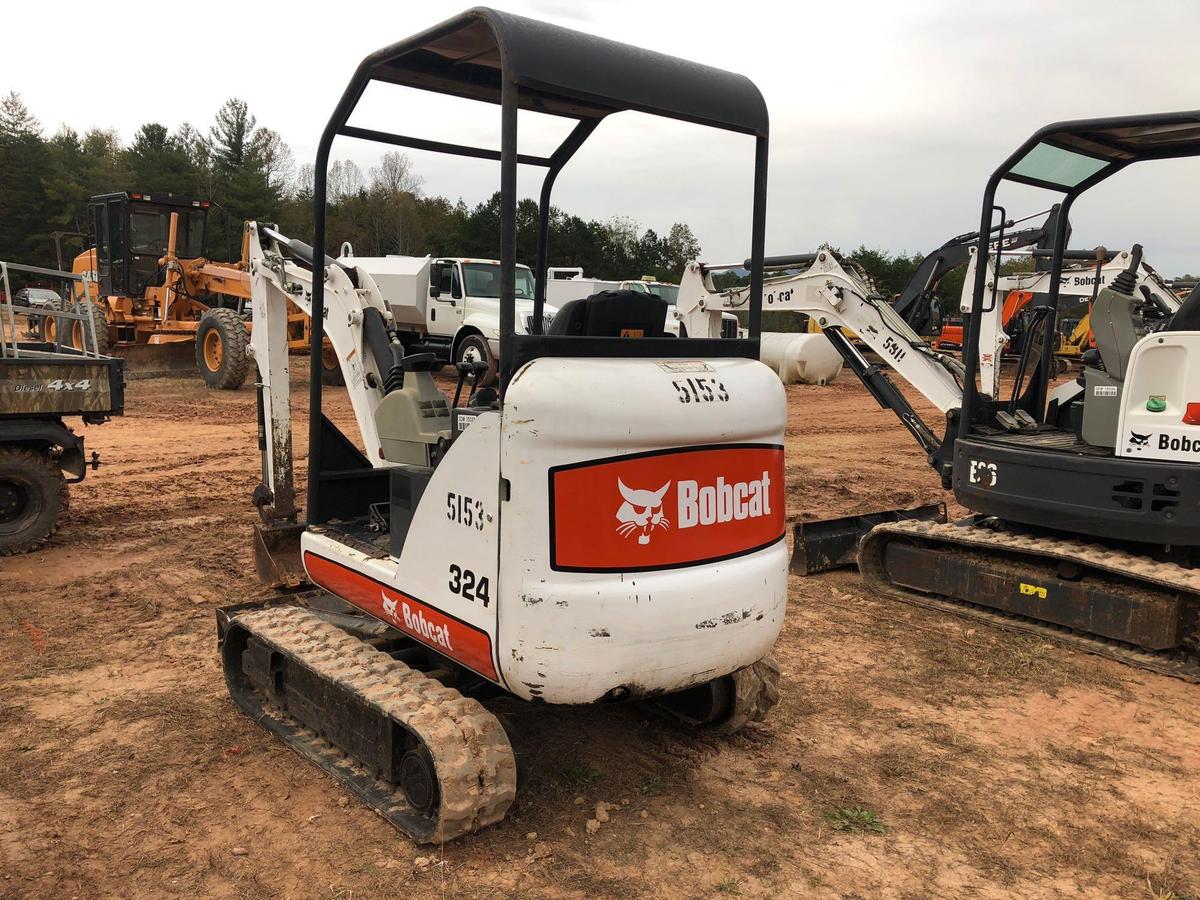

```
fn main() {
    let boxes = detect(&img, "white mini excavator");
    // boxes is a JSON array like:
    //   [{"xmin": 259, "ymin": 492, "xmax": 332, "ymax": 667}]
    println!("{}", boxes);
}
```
[
  {"xmin": 219, "ymin": 8, "xmax": 786, "ymax": 843},
  {"xmin": 678, "ymin": 115, "xmax": 1200, "ymax": 681}
]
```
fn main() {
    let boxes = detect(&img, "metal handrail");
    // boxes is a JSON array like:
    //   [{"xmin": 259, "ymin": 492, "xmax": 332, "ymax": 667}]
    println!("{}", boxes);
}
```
[{"xmin": 1, "ymin": 260, "xmax": 102, "ymax": 359}]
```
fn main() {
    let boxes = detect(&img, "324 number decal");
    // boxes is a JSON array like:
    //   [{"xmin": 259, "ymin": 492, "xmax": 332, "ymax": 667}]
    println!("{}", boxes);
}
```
[
  {"xmin": 448, "ymin": 564, "xmax": 490, "ymax": 607},
  {"xmin": 446, "ymin": 492, "xmax": 485, "ymax": 530},
  {"xmin": 671, "ymin": 376, "xmax": 729, "ymax": 404}
]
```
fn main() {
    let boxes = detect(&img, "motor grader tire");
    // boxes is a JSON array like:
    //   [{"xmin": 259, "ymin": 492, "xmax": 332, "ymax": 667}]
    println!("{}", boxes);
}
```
[
  {"xmin": 196, "ymin": 308, "xmax": 250, "ymax": 390},
  {"xmin": 66, "ymin": 301, "xmax": 111, "ymax": 355},
  {"xmin": 38, "ymin": 298, "xmax": 66, "ymax": 345},
  {"xmin": 320, "ymin": 341, "xmax": 345, "ymax": 386},
  {"xmin": 0, "ymin": 446, "xmax": 68, "ymax": 556},
  {"xmin": 38, "ymin": 298, "xmax": 110, "ymax": 354}
]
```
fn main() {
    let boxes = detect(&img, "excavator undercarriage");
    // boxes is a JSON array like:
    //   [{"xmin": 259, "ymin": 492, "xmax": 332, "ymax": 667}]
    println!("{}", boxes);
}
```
[
  {"xmin": 220, "ymin": 605, "xmax": 517, "ymax": 842},
  {"xmin": 858, "ymin": 519, "xmax": 1200, "ymax": 681}
]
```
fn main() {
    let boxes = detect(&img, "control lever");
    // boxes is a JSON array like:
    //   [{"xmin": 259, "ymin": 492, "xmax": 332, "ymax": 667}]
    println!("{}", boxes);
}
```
[{"xmin": 452, "ymin": 360, "xmax": 490, "ymax": 408}]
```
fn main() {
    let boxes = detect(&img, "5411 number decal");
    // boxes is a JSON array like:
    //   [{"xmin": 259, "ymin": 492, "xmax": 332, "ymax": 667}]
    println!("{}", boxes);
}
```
[
  {"xmin": 671, "ymin": 376, "xmax": 729, "ymax": 404},
  {"xmin": 448, "ymin": 564, "xmax": 490, "ymax": 606}
]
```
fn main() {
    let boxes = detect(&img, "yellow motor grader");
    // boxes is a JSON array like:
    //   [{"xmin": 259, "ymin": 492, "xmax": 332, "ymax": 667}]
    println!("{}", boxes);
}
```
[{"xmin": 49, "ymin": 191, "xmax": 340, "ymax": 388}]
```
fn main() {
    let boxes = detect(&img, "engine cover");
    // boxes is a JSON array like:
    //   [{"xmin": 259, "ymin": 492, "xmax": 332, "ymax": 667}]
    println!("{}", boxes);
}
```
[{"xmin": 498, "ymin": 356, "xmax": 789, "ymax": 703}]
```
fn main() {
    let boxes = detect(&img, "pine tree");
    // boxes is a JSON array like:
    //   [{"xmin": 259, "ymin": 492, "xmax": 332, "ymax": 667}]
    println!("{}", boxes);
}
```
[
  {"xmin": 0, "ymin": 91, "xmax": 41, "ymax": 139},
  {"xmin": 127, "ymin": 123, "xmax": 198, "ymax": 197}
]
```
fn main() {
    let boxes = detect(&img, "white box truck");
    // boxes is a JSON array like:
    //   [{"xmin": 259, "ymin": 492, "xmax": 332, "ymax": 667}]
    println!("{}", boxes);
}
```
[{"xmin": 338, "ymin": 252, "xmax": 556, "ymax": 383}]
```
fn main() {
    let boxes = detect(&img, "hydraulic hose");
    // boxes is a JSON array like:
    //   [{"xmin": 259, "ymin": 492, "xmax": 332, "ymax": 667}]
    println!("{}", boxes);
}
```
[{"xmin": 362, "ymin": 307, "xmax": 405, "ymax": 393}]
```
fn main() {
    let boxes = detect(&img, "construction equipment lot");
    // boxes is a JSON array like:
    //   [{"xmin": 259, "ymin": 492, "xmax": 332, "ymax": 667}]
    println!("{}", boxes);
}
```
[{"xmin": 2, "ymin": 373, "xmax": 1197, "ymax": 900}]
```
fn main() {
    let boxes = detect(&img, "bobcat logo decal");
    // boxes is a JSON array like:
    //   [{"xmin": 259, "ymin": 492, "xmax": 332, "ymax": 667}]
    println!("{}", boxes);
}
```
[
  {"xmin": 1127, "ymin": 431, "xmax": 1152, "ymax": 452},
  {"xmin": 381, "ymin": 592, "xmax": 400, "ymax": 623},
  {"xmin": 615, "ymin": 478, "xmax": 671, "ymax": 545}
]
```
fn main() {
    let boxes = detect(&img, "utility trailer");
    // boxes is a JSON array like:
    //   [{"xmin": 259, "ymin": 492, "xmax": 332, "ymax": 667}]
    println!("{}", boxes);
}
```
[{"xmin": 1, "ymin": 261, "xmax": 124, "ymax": 554}]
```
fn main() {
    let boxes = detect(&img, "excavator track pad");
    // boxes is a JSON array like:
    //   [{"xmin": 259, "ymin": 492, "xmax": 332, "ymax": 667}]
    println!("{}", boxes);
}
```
[
  {"xmin": 219, "ymin": 605, "xmax": 516, "ymax": 843},
  {"xmin": 858, "ymin": 520, "xmax": 1200, "ymax": 682}
]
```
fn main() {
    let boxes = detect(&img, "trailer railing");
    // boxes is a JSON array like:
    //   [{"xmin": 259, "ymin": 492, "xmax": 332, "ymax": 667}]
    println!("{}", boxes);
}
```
[{"xmin": 0, "ymin": 261, "xmax": 104, "ymax": 360}]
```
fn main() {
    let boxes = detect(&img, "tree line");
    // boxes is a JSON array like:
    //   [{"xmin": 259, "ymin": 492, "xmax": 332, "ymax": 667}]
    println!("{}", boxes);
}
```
[
  {"xmin": 2, "ymin": 91, "xmax": 993, "ymax": 317},
  {"xmin": 0, "ymin": 92, "xmax": 701, "ymax": 284}
]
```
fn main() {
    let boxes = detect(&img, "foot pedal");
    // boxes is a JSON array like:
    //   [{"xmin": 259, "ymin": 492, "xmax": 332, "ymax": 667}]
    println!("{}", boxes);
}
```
[
  {"xmin": 995, "ymin": 411, "xmax": 1021, "ymax": 431},
  {"xmin": 1014, "ymin": 410, "xmax": 1038, "ymax": 429}
]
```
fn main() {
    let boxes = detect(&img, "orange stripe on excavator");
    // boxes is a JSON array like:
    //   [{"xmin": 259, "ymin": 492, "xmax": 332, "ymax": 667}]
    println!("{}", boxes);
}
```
[{"xmin": 302, "ymin": 551, "xmax": 499, "ymax": 682}]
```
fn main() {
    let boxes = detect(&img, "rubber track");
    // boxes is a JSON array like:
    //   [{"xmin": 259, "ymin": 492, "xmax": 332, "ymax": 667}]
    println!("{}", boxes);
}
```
[
  {"xmin": 718, "ymin": 655, "xmax": 782, "ymax": 733},
  {"xmin": 858, "ymin": 520, "xmax": 1200, "ymax": 682},
  {"xmin": 225, "ymin": 606, "xmax": 516, "ymax": 842}
]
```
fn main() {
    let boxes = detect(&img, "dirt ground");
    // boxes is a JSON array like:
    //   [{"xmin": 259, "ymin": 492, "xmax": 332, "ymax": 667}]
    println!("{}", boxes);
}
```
[{"xmin": 2, "ymin": 368, "xmax": 1198, "ymax": 900}]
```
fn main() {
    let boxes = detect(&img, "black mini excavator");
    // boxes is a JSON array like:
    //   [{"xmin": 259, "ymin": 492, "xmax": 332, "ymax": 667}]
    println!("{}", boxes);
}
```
[{"xmin": 796, "ymin": 113, "xmax": 1200, "ymax": 680}]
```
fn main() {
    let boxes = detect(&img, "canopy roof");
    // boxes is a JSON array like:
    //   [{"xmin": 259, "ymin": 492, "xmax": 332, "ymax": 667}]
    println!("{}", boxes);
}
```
[
  {"xmin": 358, "ymin": 7, "xmax": 768, "ymax": 136},
  {"xmin": 1002, "ymin": 111, "xmax": 1200, "ymax": 191}
]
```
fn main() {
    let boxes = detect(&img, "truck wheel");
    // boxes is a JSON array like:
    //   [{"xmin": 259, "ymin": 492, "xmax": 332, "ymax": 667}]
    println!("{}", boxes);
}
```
[
  {"xmin": 0, "ymin": 447, "xmax": 68, "ymax": 556},
  {"xmin": 320, "ymin": 342, "xmax": 345, "ymax": 386},
  {"xmin": 455, "ymin": 334, "xmax": 496, "ymax": 386},
  {"xmin": 196, "ymin": 308, "xmax": 250, "ymax": 390}
]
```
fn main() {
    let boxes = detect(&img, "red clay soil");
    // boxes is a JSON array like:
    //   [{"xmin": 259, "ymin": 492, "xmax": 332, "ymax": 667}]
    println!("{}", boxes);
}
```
[{"xmin": 1, "ymin": 372, "xmax": 1197, "ymax": 899}]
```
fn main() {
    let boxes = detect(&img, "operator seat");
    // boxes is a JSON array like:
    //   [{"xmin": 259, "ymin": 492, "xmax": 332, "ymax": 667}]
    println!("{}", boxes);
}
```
[
  {"xmin": 1166, "ymin": 283, "xmax": 1200, "ymax": 332},
  {"xmin": 547, "ymin": 289, "xmax": 668, "ymax": 337}
]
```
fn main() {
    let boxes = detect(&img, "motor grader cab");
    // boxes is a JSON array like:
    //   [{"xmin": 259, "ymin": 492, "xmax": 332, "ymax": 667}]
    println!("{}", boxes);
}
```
[
  {"xmin": 222, "ymin": 7, "xmax": 784, "ymax": 843},
  {"xmin": 87, "ymin": 192, "xmax": 210, "ymax": 301}
]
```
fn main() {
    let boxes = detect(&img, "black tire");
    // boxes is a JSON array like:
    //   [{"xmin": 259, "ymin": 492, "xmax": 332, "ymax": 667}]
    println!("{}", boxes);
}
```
[
  {"xmin": 0, "ymin": 447, "xmax": 68, "ymax": 556},
  {"xmin": 455, "ymin": 333, "xmax": 497, "ymax": 386},
  {"xmin": 39, "ymin": 299, "xmax": 111, "ymax": 355},
  {"xmin": 320, "ymin": 341, "xmax": 345, "ymax": 386},
  {"xmin": 196, "ymin": 308, "xmax": 250, "ymax": 390}
]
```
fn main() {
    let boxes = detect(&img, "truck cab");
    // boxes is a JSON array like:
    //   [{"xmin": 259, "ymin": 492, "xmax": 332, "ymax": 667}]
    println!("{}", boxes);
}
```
[{"xmin": 343, "ymin": 252, "xmax": 558, "ymax": 383}]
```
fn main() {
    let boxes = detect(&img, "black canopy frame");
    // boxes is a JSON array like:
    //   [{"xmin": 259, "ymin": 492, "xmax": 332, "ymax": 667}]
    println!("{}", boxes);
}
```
[
  {"xmin": 305, "ymin": 7, "xmax": 771, "ymax": 523},
  {"xmin": 959, "ymin": 110, "xmax": 1200, "ymax": 438}
]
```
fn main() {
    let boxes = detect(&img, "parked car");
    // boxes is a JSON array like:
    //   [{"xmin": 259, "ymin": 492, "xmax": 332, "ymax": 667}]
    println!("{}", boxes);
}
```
[{"xmin": 14, "ymin": 287, "xmax": 61, "ymax": 310}]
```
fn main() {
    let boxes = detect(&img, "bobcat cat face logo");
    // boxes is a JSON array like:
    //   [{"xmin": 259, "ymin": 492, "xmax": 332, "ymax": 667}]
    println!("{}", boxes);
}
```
[
  {"xmin": 615, "ymin": 478, "xmax": 671, "ymax": 545},
  {"xmin": 1127, "ymin": 431, "xmax": 1152, "ymax": 452},
  {"xmin": 381, "ymin": 593, "xmax": 400, "ymax": 623}
]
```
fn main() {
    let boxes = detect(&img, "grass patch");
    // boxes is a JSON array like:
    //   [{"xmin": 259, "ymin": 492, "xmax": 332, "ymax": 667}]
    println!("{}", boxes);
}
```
[
  {"xmin": 823, "ymin": 806, "xmax": 887, "ymax": 835},
  {"xmin": 715, "ymin": 877, "xmax": 743, "ymax": 895},
  {"xmin": 556, "ymin": 759, "xmax": 602, "ymax": 787}
]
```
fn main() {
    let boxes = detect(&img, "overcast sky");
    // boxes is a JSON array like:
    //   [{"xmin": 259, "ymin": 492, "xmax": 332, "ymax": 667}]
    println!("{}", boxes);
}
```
[{"xmin": 5, "ymin": 0, "xmax": 1200, "ymax": 273}]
